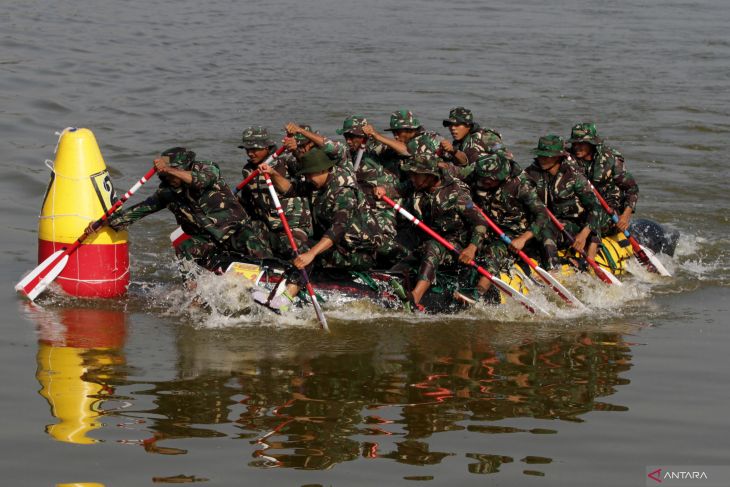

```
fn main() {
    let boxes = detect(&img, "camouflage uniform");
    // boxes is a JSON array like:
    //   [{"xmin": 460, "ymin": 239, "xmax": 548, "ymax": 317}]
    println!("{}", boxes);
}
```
[
  {"xmin": 442, "ymin": 107, "xmax": 507, "ymax": 166},
  {"xmin": 108, "ymin": 147, "xmax": 270, "ymax": 272},
  {"xmin": 469, "ymin": 152, "xmax": 558, "ymax": 273},
  {"xmin": 294, "ymin": 124, "xmax": 355, "ymax": 177},
  {"xmin": 285, "ymin": 149, "xmax": 387, "ymax": 271},
  {"xmin": 523, "ymin": 136, "xmax": 603, "ymax": 265},
  {"xmin": 568, "ymin": 123, "xmax": 639, "ymax": 234},
  {"xmin": 237, "ymin": 127, "xmax": 312, "ymax": 259},
  {"xmin": 402, "ymin": 154, "xmax": 490, "ymax": 283}
]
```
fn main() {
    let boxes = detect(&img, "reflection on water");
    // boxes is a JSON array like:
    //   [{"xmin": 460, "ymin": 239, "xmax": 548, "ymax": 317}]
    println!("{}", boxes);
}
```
[{"xmin": 27, "ymin": 303, "xmax": 127, "ymax": 445}]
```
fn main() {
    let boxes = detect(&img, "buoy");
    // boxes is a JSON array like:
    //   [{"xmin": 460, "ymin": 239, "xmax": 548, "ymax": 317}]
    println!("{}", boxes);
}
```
[{"xmin": 38, "ymin": 128, "xmax": 129, "ymax": 298}]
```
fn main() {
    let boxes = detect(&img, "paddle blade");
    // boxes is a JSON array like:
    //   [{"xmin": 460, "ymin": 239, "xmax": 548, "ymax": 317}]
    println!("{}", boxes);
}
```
[
  {"xmin": 533, "ymin": 266, "xmax": 586, "ymax": 309},
  {"xmin": 596, "ymin": 265, "xmax": 623, "ymax": 286},
  {"xmin": 636, "ymin": 244, "xmax": 672, "ymax": 277},
  {"xmin": 304, "ymin": 282, "xmax": 329, "ymax": 332},
  {"xmin": 15, "ymin": 250, "xmax": 65, "ymax": 293},
  {"xmin": 490, "ymin": 276, "xmax": 550, "ymax": 316},
  {"xmin": 24, "ymin": 254, "xmax": 69, "ymax": 301}
]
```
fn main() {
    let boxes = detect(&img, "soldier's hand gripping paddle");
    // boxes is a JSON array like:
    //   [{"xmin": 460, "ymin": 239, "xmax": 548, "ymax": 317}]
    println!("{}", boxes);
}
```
[
  {"xmin": 544, "ymin": 208, "xmax": 623, "ymax": 286},
  {"xmin": 381, "ymin": 196, "xmax": 549, "ymax": 316},
  {"xmin": 261, "ymin": 172, "xmax": 329, "ymax": 332},
  {"xmin": 474, "ymin": 206, "xmax": 586, "ymax": 309},
  {"xmin": 587, "ymin": 181, "xmax": 671, "ymax": 276},
  {"xmin": 16, "ymin": 166, "xmax": 157, "ymax": 301},
  {"xmin": 233, "ymin": 146, "xmax": 286, "ymax": 195}
]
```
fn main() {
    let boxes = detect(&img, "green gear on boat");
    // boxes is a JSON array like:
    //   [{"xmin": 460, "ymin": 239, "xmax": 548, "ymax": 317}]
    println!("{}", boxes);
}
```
[
  {"xmin": 443, "ymin": 106, "xmax": 474, "ymax": 127},
  {"xmin": 569, "ymin": 122, "xmax": 603, "ymax": 145},
  {"xmin": 296, "ymin": 148, "xmax": 335, "ymax": 175},
  {"xmin": 336, "ymin": 115, "xmax": 368, "ymax": 136},
  {"xmin": 531, "ymin": 135, "xmax": 568, "ymax": 157},
  {"xmin": 385, "ymin": 110, "xmax": 421, "ymax": 131},
  {"xmin": 402, "ymin": 153, "xmax": 441, "ymax": 177},
  {"xmin": 161, "ymin": 147, "xmax": 196, "ymax": 169},
  {"xmin": 238, "ymin": 126, "xmax": 276, "ymax": 150}
]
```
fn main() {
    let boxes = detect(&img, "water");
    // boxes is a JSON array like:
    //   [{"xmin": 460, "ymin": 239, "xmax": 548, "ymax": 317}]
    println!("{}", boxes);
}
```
[{"xmin": 1, "ymin": 0, "xmax": 729, "ymax": 485}]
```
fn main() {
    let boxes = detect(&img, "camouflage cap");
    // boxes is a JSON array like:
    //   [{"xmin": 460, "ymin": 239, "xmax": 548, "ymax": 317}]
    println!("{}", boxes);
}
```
[
  {"xmin": 336, "ymin": 115, "xmax": 368, "ymax": 136},
  {"xmin": 238, "ymin": 126, "xmax": 276, "ymax": 150},
  {"xmin": 296, "ymin": 148, "xmax": 334, "ymax": 176},
  {"xmin": 160, "ymin": 147, "xmax": 195, "ymax": 169},
  {"xmin": 532, "ymin": 135, "xmax": 568, "ymax": 157},
  {"xmin": 385, "ymin": 110, "xmax": 421, "ymax": 131},
  {"xmin": 402, "ymin": 153, "xmax": 441, "ymax": 178},
  {"xmin": 568, "ymin": 122, "xmax": 603, "ymax": 145},
  {"xmin": 442, "ymin": 107, "xmax": 474, "ymax": 127},
  {"xmin": 293, "ymin": 124, "xmax": 315, "ymax": 146},
  {"xmin": 475, "ymin": 152, "xmax": 510, "ymax": 182}
]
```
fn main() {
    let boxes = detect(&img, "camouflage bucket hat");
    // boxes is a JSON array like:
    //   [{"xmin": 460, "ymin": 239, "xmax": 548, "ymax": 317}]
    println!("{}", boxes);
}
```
[
  {"xmin": 238, "ymin": 126, "xmax": 276, "ymax": 150},
  {"xmin": 296, "ymin": 148, "xmax": 335, "ymax": 176},
  {"xmin": 532, "ymin": 135, "xmax": 568, "ymax": 157},
  {"xmin": 160, "ymin": 147, "xmax": 195, "ymax": 169},
  {"xmin": 385, "ymin": 110, "xmax": 421, "ymax": 131},
  {"xmin": 336, "ymin": 115, "xmax": 368, "ymax": 136},
  {"xmin": 568, "ymin": 122, "xmax": 603, "ymax": 145},
  {"xmin": 402, "ymin": 153, "xmax": 440, "ymax": 178},
  {"xmin": 293, "ymin": 124, "xmax": 314, "ymax": 146},
  {"xmin": 475, "ymin": 153, "xmax": 510, "ymax": 182},
  {"xmin": 442, "ymin": 107, "xmax": 474, "ymax": 127}
]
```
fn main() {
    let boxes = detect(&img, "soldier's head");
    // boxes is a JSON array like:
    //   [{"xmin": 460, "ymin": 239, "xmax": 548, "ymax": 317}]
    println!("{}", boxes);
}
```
[
  {"xmin": 239, "ymin": 126, "xmax": 276, "ymax": 164},
  {"xmin": 159, "ymin": 147, "xmax": 195, "ymax": 187},
  {"xmin": 474, "ymin": 152, "xmax": 511, "ymax": 190},
  {"xmin": 568, "ymin": 122, "xmax": 602, "ymax": 160},
  {"xmin": 442, "ymin": 107, "xmax": 474, "ymax": 142},
  {"xmin": 290, "ymin": 124, "xmax": 316, "ymax": 156},
  {"xmin": 296, "ymin": 148, "xmax": 334, "ymax": 188},
  {"xmin": 337, "ymin": 115, "xmax": 368, "ymax": 152},
  {"xmin": 532, "ymin": 135, "xmax": 567, "ymax": 174},
  {"xmin": 385, "ymin": 110, "xmax": 422, "ymax": 143},
  {"xmin": 403, "ymin": 153, "xmax": 441, "ymax": 191}
]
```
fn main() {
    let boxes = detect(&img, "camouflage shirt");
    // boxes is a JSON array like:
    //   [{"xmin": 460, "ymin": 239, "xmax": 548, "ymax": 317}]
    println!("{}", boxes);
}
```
[
  {"xmin": 108, "ymin": 160, "xmax": 245, "ymax": 242},
  {"xmin": 575, "ymin": 144, "xmax": 639, "ymax": 213},
  {"xmin": 321, "ymin": 136, "xmax": 355, "ymax": 177},
  {"xmin": 448, "ymin": 125, "xmax": 506, "ymax": 165},
  {"xmin": 524, "ymin": 158, "xmax": 603, "ymax": 236},
  {"xmin": 287, "ymin": 166, "xmax": 381, "ymax": 252},
  {"xmin": 238, "ymin": 154, "xmax": 311, "ymax": 234}
]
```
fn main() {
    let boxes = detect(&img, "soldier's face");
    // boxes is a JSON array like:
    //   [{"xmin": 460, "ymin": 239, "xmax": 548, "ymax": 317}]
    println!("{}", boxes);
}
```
[
  {"xmin": 305, "ymin": 169, "xmax": 330, "ymax": 188},
  {"xmin": 246, "ymin": 147, "xmax": 270, "ymax": 164},
  {"xmin": 344, "ymin": 134, "xmax": 366, "ymax": 152},
  {"xmin": 393, "ymin": 129, "xmax": 418, "ymax": 143},
  {"xmin": 571, "ymin": 142, "xmax": 594, "ymax": 160},
  {"xmin": 477, "ymin": 177, "xmax": 500, "ymax": 190},
  {"xmin": 448, "ymin": 123, "xmax": 470, "ymax": 141},
  {"xmin": 537, "ymin": 156, "xmax": 563, "ymax": 174},
  {"xmin": 409, "ymin": 172, "xmax": 437, "ymax": 191},
  {"xmin": 167, "ymin": 175, "xmax": 183, "ymax": 188}
]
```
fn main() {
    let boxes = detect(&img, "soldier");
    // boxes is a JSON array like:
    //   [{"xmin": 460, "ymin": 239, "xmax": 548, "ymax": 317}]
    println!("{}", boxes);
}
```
[
  {"xmin": 568, "ymin": 122, "xmax": 639, "ymax": 233},
  {"xmin": 468, "ymin": 150, "xmax": 559, "ymax": 273},
  {"xmin": 260, "ymin": 148, "xmax": 388, "ymax": 301},
  {"xmin": 236, "ymin": 126, "xmax": 312, "ymax": 259},
  {"xmin": 523, "ymin": 135, "xmax": 603, "ymax": 261},
  {"xmin": 284, "ymin": 122, "xmax": 354, "ymax": 175},
  {"xmin": 440, "ymin": 107, "xmax": 508, "ymax": 167},
  {"xmin": 102, "ymin": 147, "xmax": 270, "ymax": 272},
  {"xmin": 376, "ymin": 153, "xmax": 491, "ymax": 309},
  {"xmin": 362, "ymin": 109, "xmax": 442, "ymax": 179}
]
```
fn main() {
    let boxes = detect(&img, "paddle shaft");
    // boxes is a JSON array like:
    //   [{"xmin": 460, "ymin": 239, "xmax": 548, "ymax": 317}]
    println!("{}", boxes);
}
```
[
  {"xmin": 381, "ymin": 195, "xmax": 538, "ymax": 314},
  {"xmin": 544, "ymin": 208, "xmax": 615, "ymax": 284},
  {"xmin": 262, "ymin": 172, "xmax": 329, "ymax": 331},
  {"xmin": 352, "ymin": 146, "xmax": 365, "ymax": 172}
]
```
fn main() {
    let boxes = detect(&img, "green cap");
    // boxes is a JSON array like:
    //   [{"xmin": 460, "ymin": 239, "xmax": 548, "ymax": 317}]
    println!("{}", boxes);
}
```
[
  {"xmin": 336, "ymin": 115, "xmax": 368, "ymax": 136},
  {"xmin": 160, "ymin": 147, "xmax": 195, "ymax": 169},
  {"xmin": 238, "ymin": 126, "xmax": 276, "ymax": 150},
  {"xmin": 475, "ymin": 152, "xmax": 510, "ymax": 182},
  {"xmin": 296, "ymin": 148, "xmax": 335, "ymax": 176},
  {"xmin": 293, "ymin": 124, "xmax": 315, "ymax": 146},
  {"xmin": 532, "ymin": 135, "xmax": 568, "ymax": 157},
  {"xmin": 442, "ymin": 107, "xmax": 474, "ymax": 127},
  {"xmin": 402, "ymin": 153, "xmax": 441, "ymax": 178},
  {"xmin": 385, "ymin": 110, "xmax": 421, "ymax": 131},
  {"xmin": 568, "ymin": 122, "xmax": 603, "ymax": 145}
]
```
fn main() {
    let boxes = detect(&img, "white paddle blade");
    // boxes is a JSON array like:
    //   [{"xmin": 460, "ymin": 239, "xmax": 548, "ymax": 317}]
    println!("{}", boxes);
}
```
[
  {"xmin": 639, "ymin": 244, "xmax": 672, "ymax": 276},
  {"xmin": 533, "ymin": 266, "xmax": 586, "ymax": 309},
  {"xmin": 15, "ymin": 249, "xmax": 65, "ymax": 293},
  {"xmin": 25, "ymin": 255, "xmax": 69, "ymax": 301},
  {"xmin": 598, "ymin": 266, "xmax": 623, "ymax": 286},
  {"xmin": 491, "ymin": 277, "xmax": 550, "ymax": 316}
]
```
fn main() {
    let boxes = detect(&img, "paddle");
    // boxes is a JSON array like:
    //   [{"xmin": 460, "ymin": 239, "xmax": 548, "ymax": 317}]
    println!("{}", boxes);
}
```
[
  {"xmin": 261, "ymin": 172, "xmax": 329, "ymax": 332},
  {"xmin": 16, "ymin": 166, "xmax": 158, "ymax": 301},
  {"xmin": 544, "ymin": 208, "xmax": 623, "ymax": 286},
  {"xmin": 587, "ymin": 181, "xmax": 671, "ymax": 276},
  {"xmin": 234, "ymin": 146, "xmax": 287, "ymax": 195},
  {"xmin": 352, "ymin": 145, "xmax": 365, "ymax": 172},
  {"xmin": 380, "ymin": 195, "xmax": 549, "ymax": 315},
  {"xmin": 474, "ymin": 206, "xmax": 586, "ymax": 309}
]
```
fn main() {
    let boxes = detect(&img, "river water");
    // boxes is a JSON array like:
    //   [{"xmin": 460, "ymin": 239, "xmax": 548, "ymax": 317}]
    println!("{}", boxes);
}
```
[{"xmin": 1, "ymin": 0, "xmax": 729, "ymax": 485}]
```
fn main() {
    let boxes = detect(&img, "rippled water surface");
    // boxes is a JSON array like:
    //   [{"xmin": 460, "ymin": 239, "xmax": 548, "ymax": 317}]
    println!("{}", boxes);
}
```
[{"xmin": 1, "ymin": 0, "xmax": 729, "ymax": 485}]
